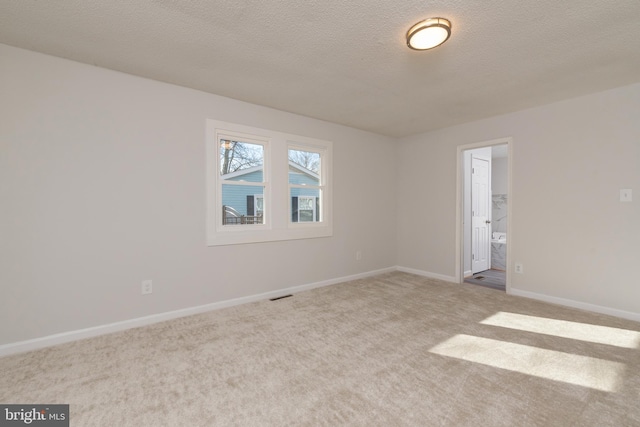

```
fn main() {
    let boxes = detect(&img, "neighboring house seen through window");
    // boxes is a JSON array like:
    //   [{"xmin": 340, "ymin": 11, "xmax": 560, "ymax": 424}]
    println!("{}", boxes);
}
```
[
  {"xmin": 292, "ymin": 196, "xmax": 317, "ymax": 222},
  {"xmin": 249, "ymin": 195, "xmax": 264, "ymax": 217}
]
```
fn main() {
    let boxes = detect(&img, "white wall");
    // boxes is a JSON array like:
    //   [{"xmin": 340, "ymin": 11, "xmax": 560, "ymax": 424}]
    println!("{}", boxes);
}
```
[
  {"xmin": 397, "ymin": 82, "xmax": 640, "ymax": 317},
  {"xmin": 2, "ymin": 42, "xmax": 639, "ymax": 348},
  {"xmin": 0, "ymin": 44, "xmax": 398, "ymax": 345}
]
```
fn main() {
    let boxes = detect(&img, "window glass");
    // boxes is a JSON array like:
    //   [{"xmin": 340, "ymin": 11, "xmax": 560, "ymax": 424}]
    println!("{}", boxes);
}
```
[
  {"xmin": 220, "ymin": 139, "xmax": 265, "ymax": 226},
  {"xmin": 221, "ymin": 184, "xmax": 264, "ymax": 225},
  {"xmin": 255, "ymin": 195, "xmax": 264, "ymax": 216},
  {"xmin": 288, "ymin": 149, "xmax": 320, "ymax": 175},
  {"xmin": 298, "ymin": 196, "xmax": 316, "ymax": 222},
  {"xmin": 289, "ymin": 148, "xmax": 322, "ymax": 223},
  {"xmin": 220, "ymin": 140, "xmax": 263, "ymax": 175}
]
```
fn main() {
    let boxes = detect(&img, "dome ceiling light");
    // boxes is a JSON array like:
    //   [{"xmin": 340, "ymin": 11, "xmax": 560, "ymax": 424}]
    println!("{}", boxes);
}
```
[{"xmin": 406, "ymin": 17, "xmax": 452, "ymax": 50}]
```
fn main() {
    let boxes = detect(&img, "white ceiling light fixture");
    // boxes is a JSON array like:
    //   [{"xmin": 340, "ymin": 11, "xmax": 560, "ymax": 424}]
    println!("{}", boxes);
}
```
[{"xmin": 406, "ymin": 17, "xmax": 452, "ymax": 50}]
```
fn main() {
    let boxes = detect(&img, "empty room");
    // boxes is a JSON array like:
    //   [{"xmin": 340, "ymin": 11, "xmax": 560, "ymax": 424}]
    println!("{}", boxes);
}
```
[{"xmin": 1, "ymin": 1, "xmax": 639, "ymax": 426}]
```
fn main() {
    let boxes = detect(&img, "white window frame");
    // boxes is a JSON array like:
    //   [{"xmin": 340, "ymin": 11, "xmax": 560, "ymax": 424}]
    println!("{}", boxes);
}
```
[
  {"xmin": 218, "ymin": 133, "xmax": 269, "ymax": 230},
  {"xmin": 288, "ymin": 142, "xmax": 327, "ymax": 227},
  {"xmin": 206, "ymin": 120, "xmax": 332, "ymax": 246}
]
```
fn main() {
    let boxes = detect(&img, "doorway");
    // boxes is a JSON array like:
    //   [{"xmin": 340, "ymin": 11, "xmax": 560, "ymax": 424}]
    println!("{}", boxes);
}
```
[{"xmin": 455, "ymin": 139, "xmax": 511, "ymax": 291}]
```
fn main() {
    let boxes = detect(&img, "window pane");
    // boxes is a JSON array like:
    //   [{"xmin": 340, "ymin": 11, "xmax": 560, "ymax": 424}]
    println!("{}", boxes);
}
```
[
  {"xmin": 299, "ymin": 210, "xmax": 314, "ymax": 222},
  {"xmin": 289, "ymin": 148, "xmax": 322, "ymax": 223},
  {"xmin": 288, "ymin": 149, "xmax": 321, "ymax": 182},
  {"xmin": 220, "ymin": 140, "xmax": 264, "ymax": 176},
  {"xmin": 291, "ymin": 193, "xmax": 320, "ymax": 223},
  {"xmin": 222, "ymin": 184, "xmax": 264, "ymax": 225},
  {"xmin": 299, "ymin": 197, "xmax": 314, "ymax": 210},
  {"xmin": 255, "ymin": 196, "xmax": 264, "ymax": 215}
]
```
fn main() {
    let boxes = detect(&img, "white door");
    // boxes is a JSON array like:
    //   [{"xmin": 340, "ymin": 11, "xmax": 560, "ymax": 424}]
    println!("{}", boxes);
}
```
[{"xmin": 471, "ymin": 157, "xmax": 491, "ymax": 273}]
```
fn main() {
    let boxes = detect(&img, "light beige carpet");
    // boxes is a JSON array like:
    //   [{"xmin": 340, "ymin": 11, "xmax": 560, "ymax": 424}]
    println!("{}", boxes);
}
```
[{"xmin": 1, "ymin": 272, "xmax": 639, "ymax": 426}]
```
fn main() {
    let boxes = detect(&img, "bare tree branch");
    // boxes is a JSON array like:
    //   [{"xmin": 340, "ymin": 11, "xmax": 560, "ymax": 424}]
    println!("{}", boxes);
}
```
[
  {"xmin": 220, "ymin": 140, "xmax": 263, "ymax": 175},
  {"xmin": 289, "ymin": 149, "xmax": 320, "ymax": 173}
]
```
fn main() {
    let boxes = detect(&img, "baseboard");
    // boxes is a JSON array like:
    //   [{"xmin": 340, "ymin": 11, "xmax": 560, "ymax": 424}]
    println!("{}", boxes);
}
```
[
  {"xmin": 396, "ymin": 268, "xmax": 640, "ymax": 322},
  {"xmin": 7, "ymin": 267, "xmax": 634, "ymax": 358},
  {"xmin": 0, "ymin": 266, "xmax": 396, "ymax": 357},
  {"xmin": 464, "ymin": 270, "xmax": 473, "ymax": 278},
  {"xmin": 395, "ymin": 266, "xmax": 457, "ymax": 283},
  {"xmin": 509, "ymin": 288, "xmax": 640, "ymax": 323}
]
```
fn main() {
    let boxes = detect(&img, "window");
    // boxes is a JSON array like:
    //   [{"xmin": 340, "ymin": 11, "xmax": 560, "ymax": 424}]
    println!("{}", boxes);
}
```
[
  {"xmin": 288, "ymin": 147, "xmax": 323, "ymax": 223},
  {"xmin": 207, "ymin": 120, "xmax": 332, "ymax": 246},
  {"xmin": 219, "ymin": 138, "xmax": 267, "ymax": 226}
]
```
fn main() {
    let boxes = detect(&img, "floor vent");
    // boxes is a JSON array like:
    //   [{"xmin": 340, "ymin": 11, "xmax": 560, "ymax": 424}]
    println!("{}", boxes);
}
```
[{"xmin": 270, "ymin": 294, "xmax": 293, "ymax": 301}]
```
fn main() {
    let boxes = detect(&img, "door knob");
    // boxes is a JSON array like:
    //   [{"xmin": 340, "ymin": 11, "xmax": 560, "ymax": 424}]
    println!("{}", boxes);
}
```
[{"xmin": 485, "ymin": 220, "xmax": 491, "ymax": 224}]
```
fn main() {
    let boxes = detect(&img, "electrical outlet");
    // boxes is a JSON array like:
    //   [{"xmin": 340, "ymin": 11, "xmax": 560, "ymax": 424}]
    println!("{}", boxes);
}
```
[
  {"xmin": 514, "ymin": 263, "xmax": 523, "ymax": 274},
  {"xmin": 141, "ymin": 280, "xmax": 153, "ymax": 295},
  {"xmin": 620, "ymin": 189, "xmax": 632, "ymax": 202},
  {"xmin": 356, "ymin": 250, "xmax": 362, "ymax": 261}
]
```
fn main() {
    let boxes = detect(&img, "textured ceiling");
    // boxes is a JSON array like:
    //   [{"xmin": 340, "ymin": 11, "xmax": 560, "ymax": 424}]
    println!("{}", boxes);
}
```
[{"xmin": 1, "ymin": 0, "xmax": 640, "ymax": 137}]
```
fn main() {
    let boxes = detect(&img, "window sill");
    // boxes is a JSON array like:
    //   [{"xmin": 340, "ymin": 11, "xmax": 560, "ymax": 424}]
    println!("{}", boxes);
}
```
[{"xmin": 207, "ymin": 224, "xmax": 333, "ymax": 246}]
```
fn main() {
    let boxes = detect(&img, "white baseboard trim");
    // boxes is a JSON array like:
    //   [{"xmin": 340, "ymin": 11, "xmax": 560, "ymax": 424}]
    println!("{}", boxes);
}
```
[
  {"xmin": 7, "ymin": 267, "xmax": 635, "ymax": 357},
  {"xmin": 396, "ymin": 266, "xmax": 456, "ymax": 283},
  {"xmin": 397, "ymin": 268, "xmax": 640, "ymax": 322},
  {"xmin": 0, "ymin": 266, "xmax": 397, "ymax": 357},
  {"xmin": 509, "ymin": 288, "xmax": 640, "ymax": 323},
  {"xmin": 463, "ymin": 270, "xmax": 473, "ymax": 278}
]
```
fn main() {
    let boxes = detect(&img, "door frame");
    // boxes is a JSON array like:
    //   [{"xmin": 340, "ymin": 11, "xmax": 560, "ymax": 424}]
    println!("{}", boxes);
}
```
[{"xmin": 455, "ymin": 137, "xmax": 513, "ymax": 291}]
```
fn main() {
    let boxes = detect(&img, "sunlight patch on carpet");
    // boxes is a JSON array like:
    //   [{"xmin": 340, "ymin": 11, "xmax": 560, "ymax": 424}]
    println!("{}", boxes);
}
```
[
  {"xmin": 480, "ymin": 312, "xmax": 640, "ymax": 349},
  {"xmin": 429, "ymin": 334, "xmax": 625, "ymax": 392}
]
